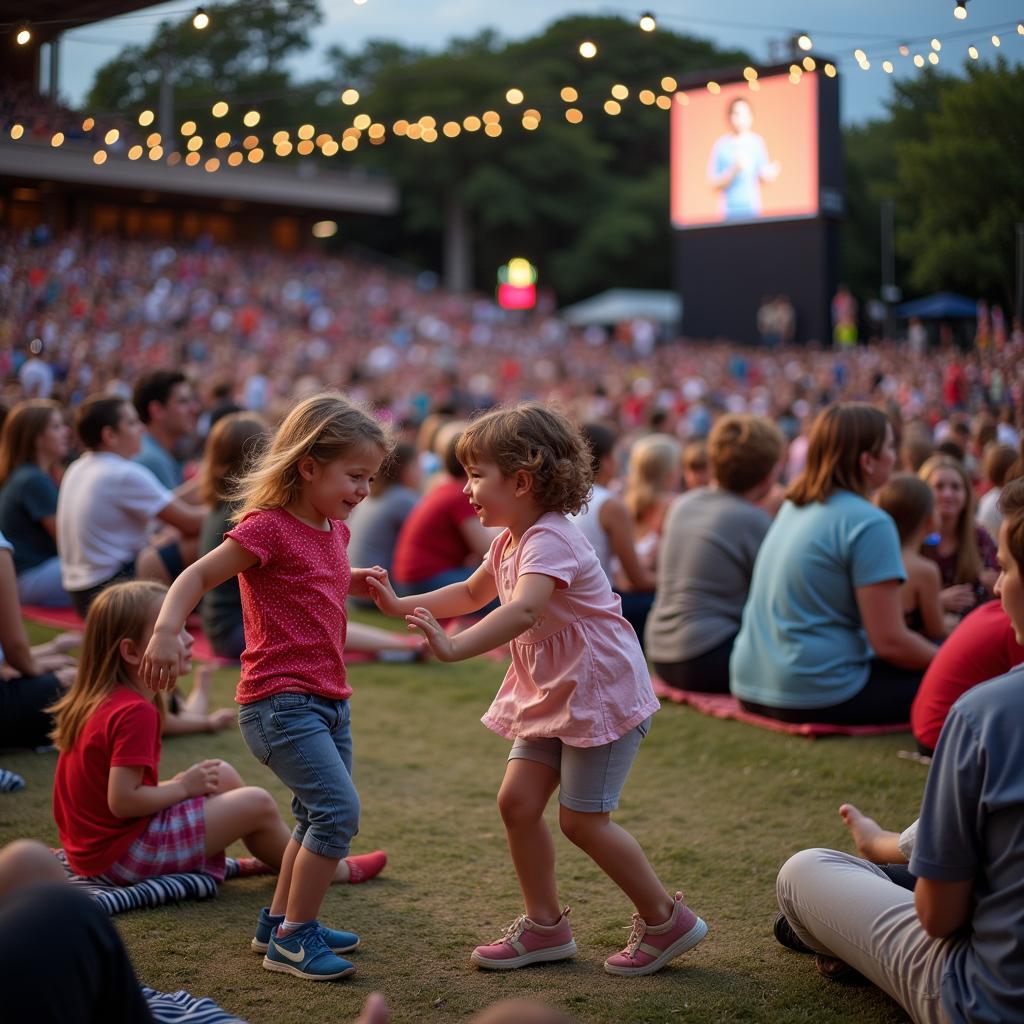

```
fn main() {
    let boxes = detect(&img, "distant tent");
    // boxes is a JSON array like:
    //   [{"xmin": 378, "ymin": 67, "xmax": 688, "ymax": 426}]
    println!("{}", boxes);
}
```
[
  {"xmin": 560, "ymin": 289, "xmax": 682, "ymax": 328},
  {"xmin": 895, "ymin": 292, "xmax": 977, "ymax": 320}
]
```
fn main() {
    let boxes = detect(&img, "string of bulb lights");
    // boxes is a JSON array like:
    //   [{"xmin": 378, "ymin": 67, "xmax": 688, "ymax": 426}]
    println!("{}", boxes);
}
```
[{"xmin": 2, "ymin": 8, "xmax": 1023, "ymax": 176}]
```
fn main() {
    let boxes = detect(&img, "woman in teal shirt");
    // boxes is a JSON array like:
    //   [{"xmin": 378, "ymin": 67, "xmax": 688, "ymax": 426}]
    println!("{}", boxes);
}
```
[{"xmin": 730, "ymin": 403, "xmax": 936, "ymax": 724}]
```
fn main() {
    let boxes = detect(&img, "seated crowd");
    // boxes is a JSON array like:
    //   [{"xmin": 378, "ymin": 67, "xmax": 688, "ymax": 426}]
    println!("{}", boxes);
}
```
[{"xmin": 2, "ymin": 229, "xmax": 1023, "ymax": 1022}]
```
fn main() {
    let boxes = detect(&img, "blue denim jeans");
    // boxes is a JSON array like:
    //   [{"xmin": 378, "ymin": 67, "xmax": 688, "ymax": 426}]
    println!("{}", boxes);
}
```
[{"xmin": 237, "ymin": 693, "xmax": 358, "ymax": 859}]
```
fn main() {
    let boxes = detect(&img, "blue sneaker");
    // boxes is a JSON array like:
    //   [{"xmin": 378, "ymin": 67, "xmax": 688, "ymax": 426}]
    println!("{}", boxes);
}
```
[
  {"xmin": 251, "ymin": 907, "xmax": 359, "ymax": 955},
  {"xmin": 262, "ymin": 921, "xmax": 355, "ymax": 981}
]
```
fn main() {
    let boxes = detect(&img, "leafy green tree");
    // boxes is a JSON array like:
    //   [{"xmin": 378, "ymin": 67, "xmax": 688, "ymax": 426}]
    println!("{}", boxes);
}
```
[{"xmin": 895, "ymin": 61, "xmax": 1024, "ymax": 306}]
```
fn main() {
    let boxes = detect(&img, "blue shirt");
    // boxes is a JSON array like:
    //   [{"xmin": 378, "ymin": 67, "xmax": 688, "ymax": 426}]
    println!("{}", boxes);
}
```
[
  {"xmin": 708, "ymin": 131, "xmax": 770, "ymax": 219},
  {"xmin": 911, "ymin": 667, "xmax": 1024, "ymax": 1023},
  {"xmin": 134, "ymin": 432, "xmax": 183, "ymax": 490},
  {"xmin": 730, "ymin": 491, "xmax": 906, "ymax": 709},
  {"xmin": 0, "ymin": 463, "xmax": 59, "ymax": 573}
]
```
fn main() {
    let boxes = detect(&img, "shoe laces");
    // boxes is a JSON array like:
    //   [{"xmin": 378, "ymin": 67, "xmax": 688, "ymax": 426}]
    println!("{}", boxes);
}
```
[
  {"xmin": 497, "ymin": 915, "xmax": 528, "ymax": 945},
  {"xmin": 623, "ymin": 913, "xmax": 647, "ymax": 957}
]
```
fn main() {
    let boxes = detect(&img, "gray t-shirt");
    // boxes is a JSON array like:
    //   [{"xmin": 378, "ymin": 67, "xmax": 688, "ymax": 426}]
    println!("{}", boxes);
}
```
[
  {"xmin": 346, "ymin": 485, "xmax": 420, "ymax": 574},
  {"xmin": 645, "ymin": 487, "xmax": 771, "ymax": 663},
  {"xmin": 910, "ymin": 665, "xmax": 1024, "ymax": 1024}
]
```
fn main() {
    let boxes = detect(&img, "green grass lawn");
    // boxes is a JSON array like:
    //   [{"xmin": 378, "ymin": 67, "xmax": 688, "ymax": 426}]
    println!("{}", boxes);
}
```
[{"xmin": 2, "ymin": 619, "xmax": 927, "ymax": 1023}]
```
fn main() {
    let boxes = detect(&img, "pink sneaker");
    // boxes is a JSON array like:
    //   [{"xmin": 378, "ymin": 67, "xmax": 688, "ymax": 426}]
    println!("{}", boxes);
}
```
[
  {"xmin": 604, "ymin": 892, "xmax": 707, "ymax": 976},
  {"xmin": 470, "ymin": 908, "xmax": 577, "ymax": 970}
]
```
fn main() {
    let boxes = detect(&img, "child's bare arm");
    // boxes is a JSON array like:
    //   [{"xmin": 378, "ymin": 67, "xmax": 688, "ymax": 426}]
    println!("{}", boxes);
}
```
[
  {"xmin": 107, "ymin": 760, "xmax": 219, "ymax": 818},
  {"xmin": 406, "ymin": 572, "xmax": 556, "ymax": 662},
  {"xmin": 367, "ymin": 563, "xmax": 498, "ymax": 620},
  {"xmin": 142, "ymin": 539, "xmax": 256, "ymax": 691}
]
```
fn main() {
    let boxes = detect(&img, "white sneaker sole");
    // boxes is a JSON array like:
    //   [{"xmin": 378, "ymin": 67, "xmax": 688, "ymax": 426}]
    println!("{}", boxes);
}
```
[
  {"xmin": 603, "ymin": 917, "xmax": 708, "ymax": 976},
  {"xmin": 262, "ymin": 956, "xmax": 356, "ymax": 981},
  {"xmin": 471, "ymin": 939, "xmax": 578, "ymax": 970},
  {"xmin": 252, "ymin": 937, "xmax": 359, "ymax": 955}
]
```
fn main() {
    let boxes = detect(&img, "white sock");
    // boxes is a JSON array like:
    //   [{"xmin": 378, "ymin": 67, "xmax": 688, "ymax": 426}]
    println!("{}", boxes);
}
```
[{"xmin": 278, "ymin": 918, "xmax": 311, "ymax": 937}]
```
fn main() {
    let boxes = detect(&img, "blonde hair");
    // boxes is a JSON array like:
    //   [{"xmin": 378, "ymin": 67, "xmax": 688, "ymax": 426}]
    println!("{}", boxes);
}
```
[
  {"xmin": 456, "ymin": 403, "xmax": 592, "ymax": 515},
  {"xmin": 787, "ymin": 403, "xmax": 890, "ymax": 506},
  {"xmin": 49, "ymin": 581, "xmax": 166, "ymax": 752},
  {"xmin": 230, "ymin": 393, "xmax": 389, "ymax": 523},
  {"xmin": 200, "ymin": 412, "xmax": 270, "ymax": 505},
  {"xmin": 624, "ymin": 434, "xmax": 681, "ymax": 524},
  {"xmin": 918, "ymin": 454, "xmax": 980, "ymax": 585},
  {"xmin": 0, "ymin": 399, "xmax": 62, "ymax": 486}
]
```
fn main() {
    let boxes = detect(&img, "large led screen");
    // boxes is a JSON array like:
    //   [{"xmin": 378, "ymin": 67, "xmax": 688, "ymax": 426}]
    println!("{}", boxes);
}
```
[{"xmin": 670, "ymin": 72, "xmax": 819, "ymax": 229}]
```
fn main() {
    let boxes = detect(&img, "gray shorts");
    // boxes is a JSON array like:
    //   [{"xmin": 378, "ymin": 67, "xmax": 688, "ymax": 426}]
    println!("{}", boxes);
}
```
[{"xmin": 508, "ymin": 718, "xmax": 651, "ymax": 813}]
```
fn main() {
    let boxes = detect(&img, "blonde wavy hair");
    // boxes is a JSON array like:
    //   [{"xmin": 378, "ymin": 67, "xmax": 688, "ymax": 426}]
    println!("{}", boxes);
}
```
[
  {"xmin": 455, "ymin": 403, "xmax": 592, "ymax": 515},
  {"xmin": 624, "ymin": 433, "xmax": 681, "ymax": 524},
  {"xmin": 49, "ymin": 581, "xmax": 166, "ymax": 752},
  {"xmin": 230, "ymin": 393, "xmax": 390, "ymax": 524}
]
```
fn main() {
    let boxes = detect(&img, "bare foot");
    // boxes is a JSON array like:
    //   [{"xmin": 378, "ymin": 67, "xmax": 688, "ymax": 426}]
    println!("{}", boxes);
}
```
[
  {"xmin": 183, "ymin": 664, "xmax": 214, "ymax": 716},
  {"xmin": 839, "ymin": 803, "xmax": 888, "ymax": 862}
]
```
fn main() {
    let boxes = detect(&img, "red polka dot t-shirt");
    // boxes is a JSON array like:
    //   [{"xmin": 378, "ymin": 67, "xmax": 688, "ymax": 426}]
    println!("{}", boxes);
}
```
[{"xmin": 226, "ymin": 507, "xmax": 352, "ymax": 705}]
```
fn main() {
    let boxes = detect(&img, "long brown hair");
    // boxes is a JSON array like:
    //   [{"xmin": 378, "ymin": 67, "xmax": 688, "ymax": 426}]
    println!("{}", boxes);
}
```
[
  {"xmin": 787, "ymin": 403, "xmax": 890, "ymax": 506},
  {"xmin": 48, "ymin": 581, "xmax": 166, "ymax": 752},
  {"xmin": 0, "ymin": 399, "xmax": 61, "ymax": 486},
  {"xmin": 199, "ymin": 412, "xmax": 270, "ymax": 506},
  {"xmin": 918, "ymin": 454, "xmax": 981, "ymax": 585},
  {"xmin": 230, "ymin": 393, "xmax": 390, "ymax": 523}
]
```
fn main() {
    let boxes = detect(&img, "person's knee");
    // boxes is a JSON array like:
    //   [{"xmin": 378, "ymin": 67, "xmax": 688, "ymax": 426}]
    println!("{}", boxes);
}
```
[
  {"xmin": 776, "ymin": 847, "xmax": 834, "ymax": 909},
  {"xmin": 216, "ymin": 760, "xmax": 244, "ymax": 792},
  {"xmin": 245, "ymin": 786, "xmax": 281, "ymax": 824},
  {"xmin": 0, "ymin": 840, "xmax": 66, "ymax": 897},
  {"xmin": 497, "ymin": 785, "xmax": 543, "ymax": 829}
]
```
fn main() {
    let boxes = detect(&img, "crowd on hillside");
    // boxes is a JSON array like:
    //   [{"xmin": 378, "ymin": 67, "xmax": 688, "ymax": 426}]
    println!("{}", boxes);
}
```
[{"xmin": 1, "ymin": 228, "xmax": 1023, "ymax": 1023}]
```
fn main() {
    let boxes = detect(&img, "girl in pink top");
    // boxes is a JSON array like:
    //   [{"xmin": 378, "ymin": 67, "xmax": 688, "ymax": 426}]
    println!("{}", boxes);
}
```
[
  {"xmin": 370, "ymin": 403, "xmax": 707, "ymax": 977},
  {"xmin": 141, "ymin": 394, "xmax": 389, "ymax": 983}
]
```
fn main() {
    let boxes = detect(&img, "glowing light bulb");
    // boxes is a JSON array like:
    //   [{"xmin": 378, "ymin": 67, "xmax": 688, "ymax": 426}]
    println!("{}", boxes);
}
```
[
  {"xmin": 639, "ymin": 12, "xmax": 656, "ymax": 32},
  {"xmin": 797, "ymin": 34, "xmax": 812, "ymax": 51},
  {"xmin": 578, "ymin": 40, "xmax": 597, "ymax": 59},
  {"xmin": 954, "ymin": 1, "xmax": 968, "ymax": 20},
  {"xmin": 192, "ymin": 8, "xmax": 209, "ymax": 30}
]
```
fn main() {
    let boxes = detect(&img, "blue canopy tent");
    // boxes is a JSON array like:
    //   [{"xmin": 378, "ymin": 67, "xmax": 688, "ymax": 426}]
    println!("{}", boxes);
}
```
[{"xmin": 895, "ymin": 292, "xmax": 977, "ymax": 319}]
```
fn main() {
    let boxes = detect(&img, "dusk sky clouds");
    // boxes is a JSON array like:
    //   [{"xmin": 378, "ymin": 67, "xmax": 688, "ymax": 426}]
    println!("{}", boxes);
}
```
[{"xmin": 59, "ymin": 0, "xmax": 1024, "ymax": 123}]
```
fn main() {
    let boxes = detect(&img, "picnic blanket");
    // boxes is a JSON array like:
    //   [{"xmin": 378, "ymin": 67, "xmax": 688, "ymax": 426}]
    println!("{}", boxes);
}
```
[
  {"xmin": 142, "ymin": 988, "xmax": 247, "ymax": 1024},
  {"xmin": 54, "ymin": 849, "xmax": 274, "ymax": 915},
  {"xmin": 652, "ymin": 678, "xmax": 910, "ymax": 738}
]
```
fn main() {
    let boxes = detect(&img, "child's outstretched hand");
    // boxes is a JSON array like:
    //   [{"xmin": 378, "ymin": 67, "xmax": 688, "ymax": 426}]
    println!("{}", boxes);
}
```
[
  {"xmin": 142, "ymin": 630, "xmax": 184, "ymax": 692},
  {"xmin": 405, "ymin": 607, "xmax": 456, "ymax": 661},
  {"xmin": 176, "ymin": 759, "xmax": 221, "ymax": 797},
  {"xmin": 350, "ymin": 565, "xmax": 387, "ymax": 599},
  {"xmin": 366, "ymin": 570, "xmax": 403, "ymax": 616}
]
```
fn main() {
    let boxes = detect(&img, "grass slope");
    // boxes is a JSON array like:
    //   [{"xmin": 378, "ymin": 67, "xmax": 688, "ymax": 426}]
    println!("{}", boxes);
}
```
[{"xmin": 2, "ymin": 621, "xmax": 926, "ymax": 1023}]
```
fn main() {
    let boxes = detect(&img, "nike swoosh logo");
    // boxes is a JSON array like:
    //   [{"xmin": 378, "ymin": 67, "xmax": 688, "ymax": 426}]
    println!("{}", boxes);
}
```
[{"xmin": 274, "ymin": 942, "xmax": 306, "ymax": 963}]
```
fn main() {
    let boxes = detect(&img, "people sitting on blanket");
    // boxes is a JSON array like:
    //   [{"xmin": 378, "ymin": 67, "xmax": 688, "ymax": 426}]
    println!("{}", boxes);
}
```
[
  {"xmin": 874, "ymin": 474, "xmax": 947, "ymax": 640},
  {"xmin": 730, "ymin": 403, "xmax": 937, "ymax": 725},
  {"xmin": 0, "ymin": 398, "xmax": 72, "ymax": 607},
  {"xmin": 56, "ymin": 395, "xmax": 206, "ymax": 617},
  {"xmin": 773, "ymin": 474, "xmax": 1024, "ymax": 1023},
  {"xmin": 49, "ymin": 581, "xmax": 381, "ymax": 904},
  {"xmin": 645, "ymin": 414, "xmax": 783, "ymax": 694},
  {"xmin": 0, "ymin": 527, "xmax": 77, "ymax": 750},
  {"xmin": 197, "ymin": 412, "xmax": 424, "ymax": 663}
]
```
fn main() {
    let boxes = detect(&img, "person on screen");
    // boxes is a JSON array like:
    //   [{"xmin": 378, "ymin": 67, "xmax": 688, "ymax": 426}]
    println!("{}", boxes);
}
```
[{"xmin": 707, "ymin": 98, "xmax": 780, "ymax": 220}]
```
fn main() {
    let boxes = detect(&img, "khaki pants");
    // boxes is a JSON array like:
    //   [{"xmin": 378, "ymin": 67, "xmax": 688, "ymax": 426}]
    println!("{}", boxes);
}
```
[{"xmin": 776, "ymin": 848, "xmax": 962, "ymax": 1024}]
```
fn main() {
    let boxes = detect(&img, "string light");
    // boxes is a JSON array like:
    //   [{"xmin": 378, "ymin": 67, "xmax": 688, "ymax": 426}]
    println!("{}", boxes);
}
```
[
  {"xmin": 578, "ymin": 41, "xmax": 597, "ymax": 59},
  {"xmin": 899, "ymin": 44, "xmax": 910, "ymax": 56},
  {"xmin": 928, "ymin": 52, "xmax": 940, "ymax": 64},
  {"xmin": 9, "ymin": 124, "xmax": 24, "ymax": 140},
  {"xmin": 968, "ymin": 45, "xmax": 979, "ymax": 58},
  {"xmin": 931, "ymin": 38, "xmax": 941, "ymax": 50},
  {"xmin": 823, "ymin": 63, "xmax": 837, "ymax": 77},
  {"xmin": 104, "ymin": 128, "xmax": 119, "ymax": 145},
  {"xmin": 660, "ymin": 75, "xmax": 677, "ymax": 92},
  {"xmin": 611, "ymin": 84, "xmax": 629, "ymax": 100},
  {"xmin": 505, "ymin": 88, "xmax": 524, "ymax": 104},
  {"xmin": 211, "ymin": 101, "xmax": 229, "ymax": 118},
  {"xmin": 706, "ymin": 81, "xmax": 721, "ymax": 94},
  {"xmin": 243, "ymin": 111, "xmax": 260, "ymax": 127},
  {"xmin": 655, "ymin": 94, "xmax": 671, "ymax": 109},
  {"xmin": 128, "ymin": 145, "xmax": 142, "ymax": 160},
  {"xmin": 138, "ymin": 110, "xmax": 154, "ymax": 126},
  {"xmin": 82, "ymin": 117, "xmax": 95, "ymax": 131},
  {"xmin": 743, "ymin": 67, "xmax": 758, "ymax": 81},
  {"xmin": 954, "ymin": 1, "xmax": 968, "ymax": 19},
  {"xmin": 180, "ymin": 120, "xmax": 196, "ymax": 136},
  {"xmin": 192, "ymin": 7, "xmax": 209, "ymax": 30},
  {"xmin": 51, "ymin": 132, "xmax": 64, "ymax": 147},
  {"xmin": 560, "ymin": 86, "xmax": 578, "ymax": 102},
  {"xmin": 228, "ymin": 151, "xmax": 244, "ymax": 166},
  {"xmin": 603, "ymin": 99, "xmax": 621, "ymax": 115},
  {"xmin": 992, "ymin": 34, "xmax": 1001, "ymax": 46},
  {"xmin": 802, "ymin": 56, "xmax": 816, "ymax": 71},
  {"xmin": 797, "ymin": 34, "xmax": 813, "ymax": 51},
  {"xmin": 93, "ymin": 151, "xmax": 107, "ymax": 165},
  {"xmin": 913, "ymin": 53, "xmax": 925, "ymax": 67},
  {"xmin": 639, "ymin": 12, "xmax": 657, "ymax": 33},
  {"xmin": 340, "ymin": 89, "xmax": 359, "ymax": 105},
  {"xmin": 565, "ymin": 108, "xmax": 583, "ymax": 124},
  {"xmin": 638, "ymin": 89, "xmax": 655, "ymax": 104},
  {"xmin": 15, "ymin": 24, "xmax": 31, "ymax": 46},
  {"xmin": 882, "ymin": 60, "xmax": 894, "ymax": 73}
]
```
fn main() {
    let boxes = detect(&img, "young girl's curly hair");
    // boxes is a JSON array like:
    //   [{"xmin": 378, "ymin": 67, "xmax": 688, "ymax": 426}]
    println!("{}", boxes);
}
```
[{"xmin": 456, "ymin": 403, "xmax": 593, "ymax": 515}]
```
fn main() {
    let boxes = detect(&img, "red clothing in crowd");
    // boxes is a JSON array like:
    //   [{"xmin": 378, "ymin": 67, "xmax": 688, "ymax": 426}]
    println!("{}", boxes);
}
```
[
  {"xmin": 392, "ymin": 478, "xmax": 476, "ymax": 585},
  {"xmin": 911, "ymin": 601, "xmax": 1024, "ymax": 751},
  {"xmin": 53, "ymin": 687, "xmax": 161, "ymax": 876}
]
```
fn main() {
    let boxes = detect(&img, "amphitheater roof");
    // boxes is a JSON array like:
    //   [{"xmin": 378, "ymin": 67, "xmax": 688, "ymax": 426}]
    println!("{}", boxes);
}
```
[{"xmin": 1, "ymin": 2, "xmax": 162, "ymax": 37}]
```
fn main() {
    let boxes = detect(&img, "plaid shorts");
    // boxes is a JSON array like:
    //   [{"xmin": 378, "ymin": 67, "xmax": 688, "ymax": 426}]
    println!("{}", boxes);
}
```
[{"xmin": 106, "ymin": 796, "xmax": 226, "ymax": 884}]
